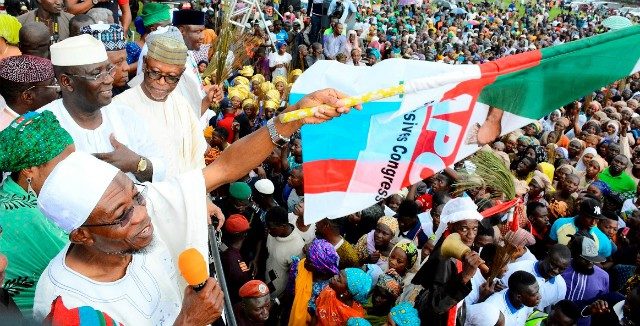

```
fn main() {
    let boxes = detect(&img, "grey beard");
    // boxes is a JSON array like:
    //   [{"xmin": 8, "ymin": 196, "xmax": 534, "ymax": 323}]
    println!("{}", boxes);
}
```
[{"xmin": 107, "ymin": 236, "xmax": 156, "ymax": 256}]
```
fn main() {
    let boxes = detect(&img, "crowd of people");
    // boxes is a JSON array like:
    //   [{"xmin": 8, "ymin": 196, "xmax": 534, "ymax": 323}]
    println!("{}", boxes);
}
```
[{"xmin": 1, "ymin": 0, "xmax": 640, "ymax": 325}]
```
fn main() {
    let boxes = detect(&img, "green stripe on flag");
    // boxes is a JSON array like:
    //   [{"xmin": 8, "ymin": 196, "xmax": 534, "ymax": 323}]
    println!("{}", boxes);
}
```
[{"xmin": 478, "ymin": 26, "xmax": 640, "ymax": 120}]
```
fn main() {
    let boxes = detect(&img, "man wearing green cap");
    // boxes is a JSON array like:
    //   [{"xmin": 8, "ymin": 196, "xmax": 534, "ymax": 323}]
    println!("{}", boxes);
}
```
[
  {"xmin": 0, "ymin": 111, "xmax": 73, "ymax": 315},
  {"xmin": 115, "ymin": 31, "xmax": 211, "ymax": 178}
]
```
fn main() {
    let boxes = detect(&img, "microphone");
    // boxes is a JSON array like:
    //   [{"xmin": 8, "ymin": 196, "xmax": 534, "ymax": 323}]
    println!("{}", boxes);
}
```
[{"xmin": 178, "ymin": 248, "xmax": 209, "ymax": 292}]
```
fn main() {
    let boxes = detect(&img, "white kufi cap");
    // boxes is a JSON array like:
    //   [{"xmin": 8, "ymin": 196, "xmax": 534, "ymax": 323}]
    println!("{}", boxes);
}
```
[
  {"xmin": 38, "ymin": 152, "xmax": 120, "ymax": 233},
  {"xmin": 433, "ymin": 196, "xmax": 483, "ymax": 243},
  {"xmin": 254, "ymin": 179, "xmax": 274, "ymax": 195},
  {"xmin": 50, "ymin": 34, "xmax": 109, "ymax": 66}
]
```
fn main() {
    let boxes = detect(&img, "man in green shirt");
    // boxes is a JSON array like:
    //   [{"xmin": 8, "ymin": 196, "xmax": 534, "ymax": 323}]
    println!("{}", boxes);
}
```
[{"xmin": 598, "ymin": 154, "xmax": 636, "ymax": 199}]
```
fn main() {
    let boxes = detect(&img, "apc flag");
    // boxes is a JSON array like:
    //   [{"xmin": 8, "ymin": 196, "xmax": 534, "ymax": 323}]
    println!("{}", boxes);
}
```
[{"xmin": 289, "ymin": 26, "xmax": 640, "ymax": 224}]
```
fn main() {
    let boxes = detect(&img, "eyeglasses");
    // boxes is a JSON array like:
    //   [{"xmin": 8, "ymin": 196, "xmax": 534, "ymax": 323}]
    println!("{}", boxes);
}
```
[
  {"xmin": 143, "ymin": 68, "xmax": 182, "ymax": 84},
  {"xmin": 67, "ymin": 65, "xmax": 116, "ymax": 82},
  {"xmin": 24, "ymin": 78, "xmax": 61, "ymax": 93},
  {"xmin": 82, "ymin": 183, "xmax": 148, "ymax": 228}
]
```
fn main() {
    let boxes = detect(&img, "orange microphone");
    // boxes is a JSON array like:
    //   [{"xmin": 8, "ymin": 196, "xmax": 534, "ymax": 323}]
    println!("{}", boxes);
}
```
[{"xmin": 178, "ymin": 248, "xmax": 209, "ymax": 291}]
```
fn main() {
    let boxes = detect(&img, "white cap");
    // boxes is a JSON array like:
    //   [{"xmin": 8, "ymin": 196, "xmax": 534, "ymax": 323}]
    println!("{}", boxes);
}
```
[
  {"xmin": 38, "ymin": 152, "xmax": 120, "ymax": 233},
  {"xmin": 254, "ymin": 178, "xmax": 274, "ymax": 195},
  {"xmin": 434, "ymin": 197, "xmax": 483, "ymax": 243},
  {"xmin": 50, "ymin": 34, "xmax": 109, "ymax": 66}
]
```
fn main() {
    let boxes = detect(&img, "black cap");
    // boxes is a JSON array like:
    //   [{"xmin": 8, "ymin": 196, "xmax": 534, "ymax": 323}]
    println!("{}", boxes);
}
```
[{"xmin": 579, "ymin": 197, "xmax": 604, "ymax": 220}]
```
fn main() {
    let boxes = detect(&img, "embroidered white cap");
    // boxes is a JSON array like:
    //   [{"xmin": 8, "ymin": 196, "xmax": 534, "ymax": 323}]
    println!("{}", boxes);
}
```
[
  {"xmin": 50, "ymin": 34, "xmax": 108, "ymax": 66},
  {"xmin": 38, "ymin": 152, "xmax": 120, "ymax": 233}
]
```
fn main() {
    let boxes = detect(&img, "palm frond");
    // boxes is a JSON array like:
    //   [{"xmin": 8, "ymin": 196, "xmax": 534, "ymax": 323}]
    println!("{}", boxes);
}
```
[{"xmin": 455, "ymin": 149, "xmax": 516, "ymax": 200}]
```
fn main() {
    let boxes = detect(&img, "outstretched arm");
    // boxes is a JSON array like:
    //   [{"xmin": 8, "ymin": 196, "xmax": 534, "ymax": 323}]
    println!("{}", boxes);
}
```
[{"xmin": 202, "ymin": 89, "xmax": 360, "ymax": 192}]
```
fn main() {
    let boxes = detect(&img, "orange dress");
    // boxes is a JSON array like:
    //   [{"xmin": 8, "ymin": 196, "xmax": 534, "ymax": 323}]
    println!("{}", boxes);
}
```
[{"xmin": 315, "ymin": 288, "xmax": 365, "ymax": 326}]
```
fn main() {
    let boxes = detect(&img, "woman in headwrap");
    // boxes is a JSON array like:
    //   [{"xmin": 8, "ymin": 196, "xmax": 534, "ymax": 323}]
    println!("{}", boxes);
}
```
[
  {"xmin": 586, "ymin": 180, "xmax": 613, "ymax": 203},
  {"xmin": 288, "ymin": 239, "xmax": 340, "ymax": 325},
  {"xmin": 542, "ymin": 109, "xmax": 561, "ymax": 133},
  {"xmin": 315, "ymin": 268, "xmax": 373, "ymax": 325},
  {"xmin": 575, "ymin": 147, "xmax": 597, "ymax": 173},
  {"xmin": 603, "ymin": 120, "xmax": 620, "ymax": 143},
  {"xmin": 355, "ymin": 216, "xmax": 399, "ymax": 270},
  {"xmin": 388, "ymin": 240, "xmax": 419, "ymax": 283},
  {"xmin": 0, "ymin": 111, "xmax": 74, "ymax": 314},
  {"xmin": 250, "ymin": 74, "xmax": 265, "ymax": 91},
  {"xmin": 554, "ymin": 117, "xmax": 571, "ymax": 148},
  {"xmin": 511, "ymin": 156, "xmax": 537, "ymax": 182},
  {"xmin": 526, "ymin": 170, "xmax": 552, "ymax": 206},
  {"xmin": 364, "ymin": 271, "xmax": 403, "ymax": 325},
  {"xmin": 273, "ymin": 75, "xmax": 288, "ymax": 102},
  {"xmin": 582, "ymin": 155, "xmax": 607, "ymax": 188},
  {"xmin": 288, "ymin": 69, "xmax": 302, "ymax": 84},
  {"xmin": 0, "ymin": 14, "xmax": 21, "ymax": 60},
  {"xmin": 387, "ymin": 302, "xmax": 420, "ymax": 326}
]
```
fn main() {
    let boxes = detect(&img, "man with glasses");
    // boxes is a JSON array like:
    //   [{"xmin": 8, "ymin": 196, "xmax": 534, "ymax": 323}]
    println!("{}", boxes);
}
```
[
  {"xmin": 30, "ymin": 88, "xmax": 357, "ymax": 324},
  {"xmin": 114, "ymin": 31, "xmax": 213, "ymax": 178},
  {"xmin": 80, "ymin": 23, "xmax": 129, "ymax": 96},
  {"xmin": 38, "ymin": 34, "xmax": 166, "ymax": 183},
  {"xmin": 0, "ymin": 55, "xmax": 60, "ymax": 118}
]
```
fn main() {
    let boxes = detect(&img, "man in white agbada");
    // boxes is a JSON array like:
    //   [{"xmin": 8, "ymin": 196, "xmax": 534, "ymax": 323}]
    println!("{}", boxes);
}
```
[
  {"xmin": 133, "ymin": 13, "xmax": 220, "ymax": 129},
  {"xmin": 31, "ymin": 86, "xmax": 360, "ymax": 324},
  {"xmin": 115, "ymin": 31, "xmax": 217, "ymax": 177},
  {"xmin": 38, "ymin": 34, "xmax": 166, "ymax": 183}
]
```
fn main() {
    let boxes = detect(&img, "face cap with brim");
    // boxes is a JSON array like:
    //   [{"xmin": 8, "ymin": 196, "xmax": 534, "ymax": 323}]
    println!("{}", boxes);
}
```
[
  {"xmin": 579, "ymin": 197, "xmax": 604, "ymax": 220},
  {"xmin": 567, "ymin": 234, "xmax": 606, "ymax": 263}
]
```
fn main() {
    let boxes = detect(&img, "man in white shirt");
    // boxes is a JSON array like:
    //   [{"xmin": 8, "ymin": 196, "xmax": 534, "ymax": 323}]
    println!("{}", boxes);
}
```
[
  {"xmin": 115, "ymin": 31, "xmax": 219, "ymax": 177},
  {"xmin": 502, "ymin": 244, "xmax": 571, "ymax": 310},
  {"xmin": 264, "ymin": 206, "xmax": 305, "ymax": 298},
  {"xmin": 39, "ymin": 35, "xmax": 166, "ymax": 182},
  {"xmin": 30, "ymin": 87, "xmax": 356, "ymax": 324},
  {"xmin": 468, "ymin": 271, "xmax": 541, "ymax": 326}
]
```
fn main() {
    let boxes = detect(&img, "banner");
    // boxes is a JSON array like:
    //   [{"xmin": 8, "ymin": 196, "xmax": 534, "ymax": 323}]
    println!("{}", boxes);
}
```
[{"xmin": 290, "ymin": 26, "xmax": 640, "ymax": 224}]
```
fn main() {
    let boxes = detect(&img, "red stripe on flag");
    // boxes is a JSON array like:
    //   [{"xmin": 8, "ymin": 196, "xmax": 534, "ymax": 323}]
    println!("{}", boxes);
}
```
[{"xmin": 303, "ymin": 159, "xmax": 357, "ymax": 193}]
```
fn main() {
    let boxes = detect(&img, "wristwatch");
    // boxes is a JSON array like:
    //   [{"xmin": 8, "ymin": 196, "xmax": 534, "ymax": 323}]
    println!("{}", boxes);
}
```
[
  {"xmin": 136, "ymin": 156, "xmax": 148, "ymax": 173},
  {"xmin": 267, "ymin": 117, "xmax": 290, "ymax": 148}
]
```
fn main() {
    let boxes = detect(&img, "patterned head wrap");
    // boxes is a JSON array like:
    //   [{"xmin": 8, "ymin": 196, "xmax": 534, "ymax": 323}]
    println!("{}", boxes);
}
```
[
  {"xmin": 532, "ymin": 145, "xmax": 548, "ymax": 164},
  {"xmin": 0, "ymin": 111, "xmax": 73, "ymax": 172},
  {"xmin": 0, "ymin": 55, "xmax": 54, "ymax": 83},
  {"xmin": 517, "ymin": 135, "xmax": 535, "ymax": 146},
  {"xmin": 530, "ymin": 170, "xmax": 552, "ymax": 192},
  {"xmin": 79, "ymin": 23, "xmax": 126, "ymax": 51},
  {"xmin": 377, "ymin": 216, "xmax": 400, "ymax": 237},
  {"xmin": 390, "ymin": 302, "xmax": 420, "ymax": 326},
  {"xmin": 263, "ymin": 100, "xmax": 278, "ymax": 110},
  {"xmin": 590, "ymin": 180, "xmax": 612, "ymax": 198},
  {"xmin": 228, "ymin": 87, "xmax": 245, "ymax": 101},
  {"xmin": 529, "ymin": 121, "xmax": 542, "ymax": 135},
  {"xmin": 347, "ymin": 318, "xmax": 372, "ymax": 326},
  {"xmin": 288, "ymin": 69, "xmax": 302, "ymax": 83},
  {"xmin": 555, "ymin": 147, "xmax": 569, "ymax": 159},
  {"xmin": 251, "ymin": 74, "xmax": 265, "ymax": 84},
  {"xmin": 266, "ymin": 89, "xmax": 281, "ymax": 102},
  {"xmin": 504, "ymin": 229, "xmax": 536, "ymax": 247},
  {"xmin": 548, "ymin": 201, "xmax": 569, "ymax": 219},
  {"xmin": 393, "ymin": 240, "xmax": 418, "ymax": 268},
  {"xmin": 233, "ymin": 75, "xmax": 249, "ymax": 86},
  {"xmin": 308, "ymin": 239, "xmax": 340, "ymax": 275},
  {"xmin": 242, "ymin": 98, "xmax": 257, "ymax": 110},
  {"xmin": 259, "ymin": 81, "xmax": 275, "ymax": 94},
  {"xmin": 344, "ymin": 268, "xmax": 372, "ymax": 304},
  {"xmin": 375, "ymin": 270, "xmax": 403, "ymax": 297},
  {"xmin": 0, "ymin": 14, "xmax": 21, "ymax": 45},
  {"xmin": 141, "ymin": 2, "xmax": 171, "ymax": 27},
  {"xmin": 273, "ymin": 75, "xmax": 287, "ymax": 86},
  {"xmin": 239, "ymin": 65, "xmax": 254, "ymax": 77}
]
